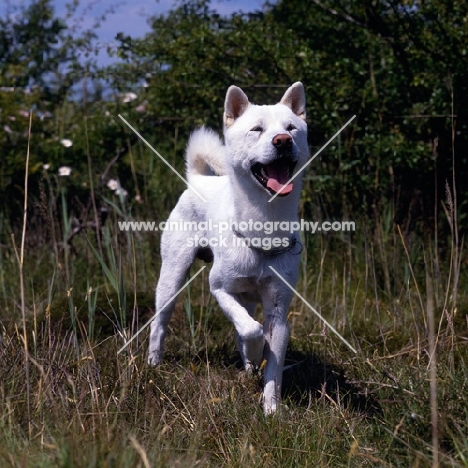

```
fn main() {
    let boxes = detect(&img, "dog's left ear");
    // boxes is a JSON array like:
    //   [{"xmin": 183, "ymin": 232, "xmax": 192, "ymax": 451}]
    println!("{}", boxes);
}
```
[{"xmin": 280, "ymin": 82, "xmax": 306, "ymax": 120}]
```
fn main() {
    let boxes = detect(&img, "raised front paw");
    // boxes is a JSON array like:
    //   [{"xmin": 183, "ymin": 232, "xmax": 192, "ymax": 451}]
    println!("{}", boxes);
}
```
[{"xmin": 241, "ymin": 321, "xmax": 265, "ymax": 371}]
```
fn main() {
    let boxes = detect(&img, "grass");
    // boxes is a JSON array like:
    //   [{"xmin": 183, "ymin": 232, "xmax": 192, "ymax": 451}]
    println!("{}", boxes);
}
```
[
  {"xmin": 0, "ymin": 118, "xmax": 467, "ymax": 467},
  {"xmin": 1, "ymin": 215, "xmax": 467, "ymax": 467}
]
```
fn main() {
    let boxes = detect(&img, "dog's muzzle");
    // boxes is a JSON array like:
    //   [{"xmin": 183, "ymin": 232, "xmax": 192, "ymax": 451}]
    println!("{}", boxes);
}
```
[{"xmin": 251, "ymin": 134, "xmax": 297, "ymax": 196}]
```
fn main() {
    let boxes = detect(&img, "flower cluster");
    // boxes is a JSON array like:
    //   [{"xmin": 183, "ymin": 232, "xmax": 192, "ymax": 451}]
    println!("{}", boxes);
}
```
[{"xmin": 107, "ymin": 178, "xmax": 128, "ymax": 197}]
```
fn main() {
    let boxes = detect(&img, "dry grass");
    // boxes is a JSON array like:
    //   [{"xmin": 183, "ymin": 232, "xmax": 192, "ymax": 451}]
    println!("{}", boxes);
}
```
[{"xmin": 0, "ymin": 222, "xmax": 467, "ymax": 467}]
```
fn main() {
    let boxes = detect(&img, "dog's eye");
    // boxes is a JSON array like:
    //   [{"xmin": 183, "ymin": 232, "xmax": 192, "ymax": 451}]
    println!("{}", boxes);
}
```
[
  {"xmin": 286, "ymin": 124, "xmax": 296, "ymax": 132},
  {"xmin": 250, "ymin": 126, "xmax": 263, "ymax": 132}
]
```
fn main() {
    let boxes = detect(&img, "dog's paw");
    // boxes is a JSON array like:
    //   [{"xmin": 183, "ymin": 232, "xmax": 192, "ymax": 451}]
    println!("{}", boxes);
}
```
[
  {"xmin": 263, "ymin": 392, "xmax": 280, "ymax": 415},
  {"xmin": 241, "ymin": 321, "xmax": 265, "ymax": 369},
  {"xmin": 263, "ymin": 402, "xmax": 278, "ymax": 415},
  {"xmin": 262, "ymin": 379, "xmax": 282, "ymax": 415},
  {"xmin": 147, "ymin": 351, "xmax": 163, "ymax": 366}
]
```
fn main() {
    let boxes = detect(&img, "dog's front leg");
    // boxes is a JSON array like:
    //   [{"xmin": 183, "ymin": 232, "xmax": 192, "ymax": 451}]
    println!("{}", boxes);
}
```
[
  {"xmin": 210, "ymin": 288, "xmax": 264, "ymax": 371},
  {"xmin": 262, "ymin": 300, "xmax": 290, "ymax": 415}
]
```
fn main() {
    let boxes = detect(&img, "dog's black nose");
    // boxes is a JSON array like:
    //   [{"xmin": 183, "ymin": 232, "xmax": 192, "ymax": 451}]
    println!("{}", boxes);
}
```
[{"xmin": 272, "ymin": 134, "xmax": 292, "ymax": 148}]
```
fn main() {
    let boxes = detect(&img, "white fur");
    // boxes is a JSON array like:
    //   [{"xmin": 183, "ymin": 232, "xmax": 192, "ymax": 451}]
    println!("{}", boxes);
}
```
[
  {"xmin": 186, "ymin": 126, "xmax": 227, "ymax": 177},
  {"xmin": 148, "ymin": 82, "xmax": 309, "ymax": 414}
]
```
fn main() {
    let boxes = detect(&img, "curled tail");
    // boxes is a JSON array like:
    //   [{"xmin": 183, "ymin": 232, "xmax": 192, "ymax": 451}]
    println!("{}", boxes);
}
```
[{"xmin": 186, "ymin": 127, "xmax": 227, "ymax": 179}]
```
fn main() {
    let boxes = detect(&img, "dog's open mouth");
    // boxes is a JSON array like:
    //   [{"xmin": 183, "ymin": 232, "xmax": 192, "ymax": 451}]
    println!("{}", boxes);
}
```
[{"xmin": 251, "ymin": 159, "xmax": 297, "ymax": 196}]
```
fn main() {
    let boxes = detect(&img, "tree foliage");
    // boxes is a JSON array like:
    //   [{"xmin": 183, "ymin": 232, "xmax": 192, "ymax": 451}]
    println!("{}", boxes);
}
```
[
  {"xmin": 0, "ymin": 0, "xmax": 100, "ymax": 219},
  {"xmin": 1, "ymin": 0, "xmax": 467, "ymax": 236}
]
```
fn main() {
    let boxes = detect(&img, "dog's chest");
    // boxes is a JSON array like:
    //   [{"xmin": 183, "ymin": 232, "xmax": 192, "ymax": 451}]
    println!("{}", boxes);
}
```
[
  {"xmin": 222, "ymin": 276, "xmax": 263, "ymax": 302},
  {"xmin": 226, "ymin": 275, "xmax": 261, "ymax": 292},
  {"xmin": 212, "ymin": 269, "xmax": 271, "ymax": 302}
]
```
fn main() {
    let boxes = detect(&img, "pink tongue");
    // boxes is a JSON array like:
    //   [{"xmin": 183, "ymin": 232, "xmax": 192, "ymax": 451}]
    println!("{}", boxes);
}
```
[
  {"xmin": 265, "ymin": 165, "xmax": 294, "ymax": 195},
  {"xmin": 267, "ymin": 179, "xmax": 294, "ymax": 194}
]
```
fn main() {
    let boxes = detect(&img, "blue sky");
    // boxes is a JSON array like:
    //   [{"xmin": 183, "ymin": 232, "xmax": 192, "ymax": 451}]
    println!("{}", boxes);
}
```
[{"xmin": 2, "ymin": 0, "xmax": 272, "ymax": 66}]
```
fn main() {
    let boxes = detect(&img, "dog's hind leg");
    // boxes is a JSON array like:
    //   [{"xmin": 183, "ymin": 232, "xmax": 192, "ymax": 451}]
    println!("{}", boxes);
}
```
[{"xmin": 148, "ymin": 243, "xmax": 196, "ymax": 365}]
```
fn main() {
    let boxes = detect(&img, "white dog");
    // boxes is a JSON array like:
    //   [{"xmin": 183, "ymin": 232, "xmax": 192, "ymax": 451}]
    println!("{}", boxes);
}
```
[{"xmin": 148, "ymin": 82, "xmax": 309, "ymax": 414}]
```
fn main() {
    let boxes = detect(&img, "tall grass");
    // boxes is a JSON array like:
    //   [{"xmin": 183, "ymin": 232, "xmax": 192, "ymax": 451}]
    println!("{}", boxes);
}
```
[
  {"xmin": 1, "ymin": 209, "xmax": 467, "ymax": 466},
  {"xmin": 10, "ymin": 110, "xmax": 33, "ymax": 438}
]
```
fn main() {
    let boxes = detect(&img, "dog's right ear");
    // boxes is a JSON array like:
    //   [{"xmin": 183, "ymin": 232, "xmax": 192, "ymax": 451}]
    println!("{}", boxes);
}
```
[{"xmin": 224, "ymin": 86, "xmax": 250, "ymax": 128}]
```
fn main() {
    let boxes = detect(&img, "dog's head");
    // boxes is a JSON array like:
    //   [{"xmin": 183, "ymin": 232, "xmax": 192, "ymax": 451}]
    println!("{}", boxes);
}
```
[{"xmin": 223, "ymin": 82, "xmax": 309, "ymax": 198}]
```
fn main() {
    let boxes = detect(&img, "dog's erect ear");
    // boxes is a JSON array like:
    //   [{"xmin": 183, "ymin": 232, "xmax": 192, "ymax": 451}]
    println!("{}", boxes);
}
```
[
  {"xmin": 280, "ymin": 82, "xmax": 306, "ymax": 120},
  {"xmin": 224, "ymin": 86, "xmax": 250, "ymax": 128}
]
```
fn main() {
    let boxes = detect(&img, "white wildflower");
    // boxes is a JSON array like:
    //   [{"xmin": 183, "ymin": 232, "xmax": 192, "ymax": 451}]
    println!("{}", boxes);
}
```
[
  {"xmin": 43, "ymin": 163, "xmax": 50, "ymax": 171},
  {"xmin": 135, "ymin": 103, "xmax": 147, "ymax": 113},
  {"xmin": 4, "ymin": 125, "xmax": 13, "ymax": 134},
  {"xmin": 58, "ymin": 166, "xmax": 72, "ymax": 176},
  {"xmin": 60, "ymin": 138, "xmax": 73, "ymax": 148},
  {"xmin": 107, "ymin": 179, "xmax": 119, "ymax": 191},
  {"xmin": 107, "ymin": 178, "xmax": 127, "ymax": 197},
  {"xmin": 121, "ymin": 92, "xmax": 137, "ymax": 103}
]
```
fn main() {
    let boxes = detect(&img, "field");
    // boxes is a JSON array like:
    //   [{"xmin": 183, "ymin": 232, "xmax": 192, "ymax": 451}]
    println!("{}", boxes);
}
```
[{"xmin": 0, "ymin": 155, "xmax": 466, "ymax": 467}]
